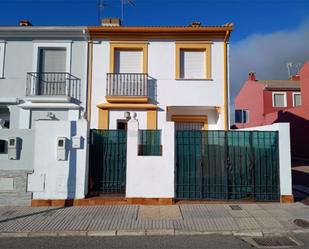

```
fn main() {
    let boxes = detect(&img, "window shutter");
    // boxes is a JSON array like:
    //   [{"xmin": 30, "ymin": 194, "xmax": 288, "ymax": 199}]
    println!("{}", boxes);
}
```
[
  {"xmin": 40, "ymin": 48, "xmax": 66, "ymax": 72},
  {"xmin": 180, "ymin": 50, "xmax": 205, "ymax": 79},
  {"xmin": 114, "ymin": 50, "xmax": 143, "ymax": 73}
]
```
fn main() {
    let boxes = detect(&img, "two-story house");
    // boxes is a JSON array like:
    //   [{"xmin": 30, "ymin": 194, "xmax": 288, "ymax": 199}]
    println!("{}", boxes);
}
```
[
  {"xmin": 88, "ymin": 19, "xmax": 232, "ymax": 131},
  {"xmin": 86, "ymin": 19, "xmax": 233, "ymax": 199},
  {"xmin": 235, "ymin": 72, "xmax": 301, "ymax": 128},
  {"xmin": 0, "ymin": 21, "xmax": 89, "ymax": 205}
]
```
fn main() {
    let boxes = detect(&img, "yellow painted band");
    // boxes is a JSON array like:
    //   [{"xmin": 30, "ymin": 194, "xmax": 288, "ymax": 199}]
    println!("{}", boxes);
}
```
[{"xmin": 147, "ymin": 110, "xmax": 157, "ymax": 129}]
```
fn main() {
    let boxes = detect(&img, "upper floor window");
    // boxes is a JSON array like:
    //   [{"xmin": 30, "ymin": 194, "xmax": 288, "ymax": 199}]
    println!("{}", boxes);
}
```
[
  {"xmin": 272, "ymin": 92, "xmax": 287, "ymax": 107},
  {"xmin": 293, "ymin": 92, "xmax": 301, "ymax": 107},
  {"xmin": 235, "ymin": 109, "xmax": 249, "ymax": 123},
  {"xmin": 33, "ymin": 42, "xmax": 71, "ymax": 73},
  {"xmin": 175, "ymin": 43, "xmax": 212, "ymax": 80},
  {"xmin": 39, "ymin": 48, "xmax": 67, "ymax": 73},
  {"xmin": 0, "ymin": 41, "xmax": 5, "ymax": 78},
  {"xmin": 114, "ymin": 49, "xmax": 143, "ymax": 73},
  {"xmin": 109, "ymin": 42, "xmax": 148, "ymax": 73}
]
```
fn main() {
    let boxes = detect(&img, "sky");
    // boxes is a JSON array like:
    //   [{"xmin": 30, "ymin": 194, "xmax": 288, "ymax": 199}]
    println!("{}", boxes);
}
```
[{"xmin": 1, "ymin": 0, "xmax": 309, "ymax": 102}]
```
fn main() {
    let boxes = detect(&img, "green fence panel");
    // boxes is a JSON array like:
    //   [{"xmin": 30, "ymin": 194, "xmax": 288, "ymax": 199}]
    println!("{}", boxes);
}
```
[
  {"xmin": 175, "ymin": 130, "xmax": 280, "ymax": 201},
  {"xmin": 89, "ymin": 129, "xmax": 127, "ymax": 194},
  {"xmin": 138, "ymin": 130, "xmax": 162, "ymax": 156}
]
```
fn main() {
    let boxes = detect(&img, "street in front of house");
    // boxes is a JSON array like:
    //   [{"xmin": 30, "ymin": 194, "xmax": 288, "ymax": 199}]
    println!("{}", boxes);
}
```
[
  {"xmin": 0, "ymin": 203, "xmax": 309, "ymax": 248},
  {"xmin": 0, "ymin": 203, "xmax": 308, "ymax": 237}
]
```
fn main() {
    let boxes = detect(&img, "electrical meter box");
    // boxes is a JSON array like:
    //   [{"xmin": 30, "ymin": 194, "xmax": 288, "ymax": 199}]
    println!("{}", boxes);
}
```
[{"xmin": 57, "ymin": 137, "xmax": 67, "ymax": 161}]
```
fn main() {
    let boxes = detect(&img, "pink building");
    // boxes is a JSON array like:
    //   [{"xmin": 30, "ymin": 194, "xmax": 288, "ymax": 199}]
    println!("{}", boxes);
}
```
[{"xmin": 235, "ymin": 61, "xmax": 309, "ymax": 159}]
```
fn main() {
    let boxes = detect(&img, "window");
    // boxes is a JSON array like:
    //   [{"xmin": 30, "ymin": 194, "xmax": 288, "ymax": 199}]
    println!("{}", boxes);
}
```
[
  {"xmin": 272, "ymin": 92, "xmax": 287, "ymax": 107},
  {"xmin": 39, "ymin": 48, "xmax": 66, "ymax": 73},
  {"xmin": 175, "ymin": 122, "xmax": 204, "ymax": 130},
  {"xmin": 0, "ymin": 140, "xmax": 7, "ymax": 154},
  {"xmin": 114, "ymin": 49, "xmax": 143, "ymax": 73},
  {"xmin": 293, "ymin": 92, "xmax": 301, "ymax": 107},
  {"xmin": 180, "ymin": 50, "xmax": 205, "ymax": 79},
  {"xmin": 235, "ymin": 109, "xmax": 249, "ymax": 123},
  {"xmin": 0, "ymin": 107, "xmax": 10, "ymax": 128},
  {"xmin": 32, "ymin": 42, "xmax": 71, "ymax": 73},
  {"xmin": 175, "ymin": 43, "xmax": 212, "ymax": 80},
  {"xmin": 109, "ymin": 42, "xmax": 148, "ymax": 73},
  {"xmin": 117, "ymin": 119, "xmax": 128, "ymax": 130},
  {"xmin": 0, "ymin": 41, "xmax": 5, "ymax": 78}
]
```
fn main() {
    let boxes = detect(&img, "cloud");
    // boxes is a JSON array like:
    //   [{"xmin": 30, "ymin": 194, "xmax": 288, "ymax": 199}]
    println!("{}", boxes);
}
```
[{"xmin": 230, "ymin": 20, "xmax": 309, "ymax": 101}]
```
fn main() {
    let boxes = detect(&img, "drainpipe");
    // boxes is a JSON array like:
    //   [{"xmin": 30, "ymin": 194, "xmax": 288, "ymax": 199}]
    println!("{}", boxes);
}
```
[
  {"xmin": 224, "ymin": 29, "xmax": 231, "ymax": 130},
  {"xmin": 83, "ymin": 28, "xmax": 93, "ymax": 122}
]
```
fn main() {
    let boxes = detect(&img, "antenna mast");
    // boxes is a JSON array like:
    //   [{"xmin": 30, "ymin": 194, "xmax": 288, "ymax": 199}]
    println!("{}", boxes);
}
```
[
  {"xmin": 121, "ymin": 0, "xmax": 135, "ymax": 22},
  {"xmin": 98, "ymin": 0, "xmax": 111, "ymax": 25}
]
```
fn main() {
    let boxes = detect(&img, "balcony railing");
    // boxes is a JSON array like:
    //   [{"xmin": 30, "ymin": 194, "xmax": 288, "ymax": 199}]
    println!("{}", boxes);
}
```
[
  {"xmin": 26, "ymin": 72, "xmax": 81, "ymax": 100},
  {"xmin": 106, "ymin": 73, "xmax": 148, "ymax": 97}
]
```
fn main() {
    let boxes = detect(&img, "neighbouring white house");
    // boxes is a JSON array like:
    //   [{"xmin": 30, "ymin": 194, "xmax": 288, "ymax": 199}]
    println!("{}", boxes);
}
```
[{"xmin": 0, "ymin": 21, "xmax": 89, "ymax": 205}]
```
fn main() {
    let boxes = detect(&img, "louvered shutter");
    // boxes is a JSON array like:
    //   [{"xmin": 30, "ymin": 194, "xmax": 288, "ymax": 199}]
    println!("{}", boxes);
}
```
[
  {"xmin": 114, "ymin": 50, "xmax": 143, "ymax": 73},
  {"xmin": 40, "ymin": 48, "xmax": 66, "ymax": 72},
  {"xmin": 180, "ymin": 50, "xmax": 205, "ymax": 79}
]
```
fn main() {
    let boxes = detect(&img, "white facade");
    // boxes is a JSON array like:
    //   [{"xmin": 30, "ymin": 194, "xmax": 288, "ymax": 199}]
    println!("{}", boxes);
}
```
[
  {"xmin": 0, "ymin": 26, "xmax": 89, "ymax": 204},
  {"xmin": 90, "ymin": 39, "xmax": 228, "ymax": 130}
]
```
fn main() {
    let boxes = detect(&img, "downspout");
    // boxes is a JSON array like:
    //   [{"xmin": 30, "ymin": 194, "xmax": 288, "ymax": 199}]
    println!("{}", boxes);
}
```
[
  {"xmin": 223, "ymin": 29, "xmax": 231, "ymax": 130},
  {"xmin": 85, "ymin": 30, "xmax": 93, "ymax": 122}
]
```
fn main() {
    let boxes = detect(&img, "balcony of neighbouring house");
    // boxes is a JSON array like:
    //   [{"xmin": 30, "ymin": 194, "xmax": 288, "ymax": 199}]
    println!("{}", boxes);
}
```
[
  {"xmin": 106, "ymin": 73, "xmax": 150, "ymax": 103},
  {"xmin": 26, "ymin": 72, "xmax": 81, "ymax": 102}
]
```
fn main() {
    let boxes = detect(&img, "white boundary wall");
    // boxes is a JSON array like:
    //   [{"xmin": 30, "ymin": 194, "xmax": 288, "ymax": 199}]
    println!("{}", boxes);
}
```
[
  {"xmin": 239, "ymin": 123, "xmax": 292, "ymax": 196},
  {"xmin": 126, "ymin": 116, "xmax": 175, "ymax": 198},
  {"xmin": 27, "ymin": 119, "xmax": 89, "ymax": 199}
]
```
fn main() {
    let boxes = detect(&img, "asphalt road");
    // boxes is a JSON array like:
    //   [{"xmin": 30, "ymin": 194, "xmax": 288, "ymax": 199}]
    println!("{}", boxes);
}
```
[{"xmin": 0, "ymin": 234, "xmax": 309, "ymax": 249}]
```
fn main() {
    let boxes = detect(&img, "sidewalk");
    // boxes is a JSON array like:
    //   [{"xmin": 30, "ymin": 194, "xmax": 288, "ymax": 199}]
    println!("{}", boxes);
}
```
[{"xmin": 0, "ymin": 203, "xmax": 308, "ymax": 238}]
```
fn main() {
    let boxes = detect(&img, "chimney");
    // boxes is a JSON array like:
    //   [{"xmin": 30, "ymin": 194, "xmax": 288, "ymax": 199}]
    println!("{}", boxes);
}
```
[
  {"xmin": 19, "ymin": 19, "xmax": 32, "ymax": 26},
  {"xmin": 190, "ymin": 21, "xmax": 201, "ymax": 27},
  {"xmin": 248, "ymin": 72, "xmax": 256, "ymax": 81},
  {"xmin": 290, "ymin": 74, "xmax": 300, "ymax": 81},
  {"xmin": 101, "ymin": 18, "xmax": 121, "ymax": 27}
]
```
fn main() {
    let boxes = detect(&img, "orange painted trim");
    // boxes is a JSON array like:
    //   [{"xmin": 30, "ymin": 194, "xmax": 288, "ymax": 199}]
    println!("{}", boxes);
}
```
[
  {"xmin": 109, "ymin": 42, "xmax": 148, "ymax": 74},
  {"xmin": 105, "ymin": 96, "xmax": 149, "ymax": 103},
  {"xmin": 98, "ymin": 109, "xmax": 109, "ymax": 129},
  {"xmin": 88, "ymin": 25, "xmax": 234, "ymax": 39},
  {"xmin": 175, "ymin": 43, "xmax": 212, "ymax": 80},
  {"xmin": 31, "ymin": 198, "xmax": 174, "ymax": 206},
  {"xmin": 280, "ymin": 195, "xmax": 294, "ymax": 203},
  {"xmin": 97, "ymin": 103, "xmax": 157, "ymax": 110},
  {"xmin": 147, "ymin": 109, "xmax": 157, "ymax": 129}
]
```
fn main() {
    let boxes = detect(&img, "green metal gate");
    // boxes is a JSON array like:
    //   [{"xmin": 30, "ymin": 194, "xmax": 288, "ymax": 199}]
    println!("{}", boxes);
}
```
[
  {"xmin": 175, "ymin": 131, "xmax": 280, "ymax": 201},
  {"xmin": 88, "ymin": 130, "xmax": 127, "ymax": 195}
]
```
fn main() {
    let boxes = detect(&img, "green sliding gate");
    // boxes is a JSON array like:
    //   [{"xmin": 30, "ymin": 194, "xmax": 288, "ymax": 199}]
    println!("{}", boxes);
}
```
[
  {"xmin": 175, "ymin": 131, "xmax": 280, "ymax": 201},
  {"xmin": 88, "ymin": 130, "xmax": 127, "ymax": 195}
]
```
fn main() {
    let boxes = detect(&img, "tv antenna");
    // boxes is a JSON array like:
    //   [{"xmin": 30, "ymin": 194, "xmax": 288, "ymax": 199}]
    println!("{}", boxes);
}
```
[
  {"xmin": 286, "ymin": 62, "xmax": 302, "ymax": 78},
  {"xmin": 121, "ymin": 0, "xmax": 135, "ymax": 22},
  {"xmin": 98, "ymin": 0, "xmax": 111, "ymax": 24}
]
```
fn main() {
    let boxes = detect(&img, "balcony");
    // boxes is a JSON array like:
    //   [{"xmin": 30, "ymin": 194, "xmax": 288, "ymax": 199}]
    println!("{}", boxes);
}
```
[
  {"xmin": 106, "ymin": 73, "xmax": 149, "ymax": 103},
  {"xmin": 26, "ymin": 72, "xmax": 81, "ymax": 101}
]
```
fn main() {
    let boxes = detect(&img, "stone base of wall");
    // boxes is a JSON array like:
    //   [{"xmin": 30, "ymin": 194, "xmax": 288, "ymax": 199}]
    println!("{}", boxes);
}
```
[{"xmin": 0, "ymin": 170, "xmax": 32, "ymax": 206}]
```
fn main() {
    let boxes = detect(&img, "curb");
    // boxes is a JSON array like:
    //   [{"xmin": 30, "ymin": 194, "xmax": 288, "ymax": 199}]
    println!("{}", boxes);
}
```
[{"xmin": 0, "ymin": 229, "xmax": 308, "ymax": 238}]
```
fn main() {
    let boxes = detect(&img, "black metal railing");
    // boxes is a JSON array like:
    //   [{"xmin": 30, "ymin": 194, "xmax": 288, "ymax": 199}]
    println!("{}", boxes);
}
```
[
  {"xmin": 106, "ymin": 73, "xmax": 148, "ymax": 97},
  {"xmin": 26, "ymin": 72, "xmax": 81, "ymax": 100}
]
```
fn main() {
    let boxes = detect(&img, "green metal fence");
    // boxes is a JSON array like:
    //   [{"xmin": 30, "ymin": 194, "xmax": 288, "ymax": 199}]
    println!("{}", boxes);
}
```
[
  {"xmin": 88, "ymin": 129, "xmax": 127, "ymax": 194},
  {"xmin": 175, "ymin": 130, "xmax": 280, "ymax": 201},
  {"xmin": 138, "ymin": 130, "xmax": 162, "ymax": 156}
]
